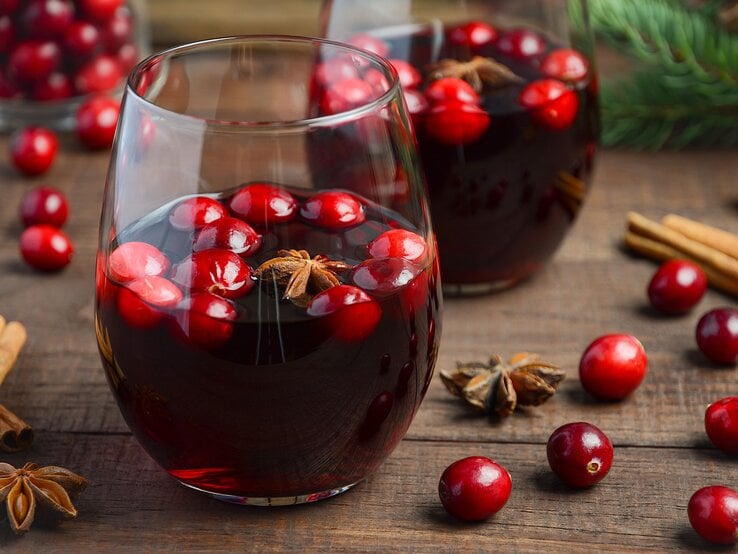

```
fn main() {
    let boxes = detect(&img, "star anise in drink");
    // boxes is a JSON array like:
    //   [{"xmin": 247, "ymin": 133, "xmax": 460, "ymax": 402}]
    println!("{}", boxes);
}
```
[
  {"xmin": 441, "ymin": 352, "xmax": 566, "ymax": 418},
  {"xmin": 0, "ymin": 462, "xmax": 87, "ymax": 534},
  {"xmin": 428, "ymin": 56, "xmax": 523, "ymax": 92},
  {"xmin": 254, "ymin": 249, "xmax": 352, "ymax": 307}
]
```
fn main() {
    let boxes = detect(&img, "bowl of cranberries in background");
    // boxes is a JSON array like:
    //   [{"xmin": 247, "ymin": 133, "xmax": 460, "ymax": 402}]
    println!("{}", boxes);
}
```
[{"xmin": 321, "ymin": 0, "xmax": 599, "ymax": 294}]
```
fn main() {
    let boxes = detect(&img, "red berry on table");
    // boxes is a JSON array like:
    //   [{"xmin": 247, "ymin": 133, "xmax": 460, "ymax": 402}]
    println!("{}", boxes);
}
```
[
  {"xmin": 173, "ymin": 292, "xmax": 238, "ymax": 350},
  {"xmin": 368, "ymin": 229, "xmax": 427, "ymax": 264},
  {"xmin": 647, "ymin": 259, "xmax": 707, "ymax": 314},
  {"xmin": 705, "ymin": 397, "xmax": 738, "ymax": 455},
  {"xmin": 75, "ymin": 95, "xmax": 120, "ymax": 149},
  {"xmin": 63, "ymin": 21, "xmax": 101, "ymax": 58},
  {"xmin": 424, "ymin": 77, "xmax": 480, "ymax": 105},
  {"xmin": 21, "ymin": 0, "xmax": 75, "ymax": 39},
  {"xmin": 346, "ymin": 34, "xmax": 389, "ymax": 58},
  {"xmin": 19, "ymin": 224, "xmax": 73, "ymax": 271},
  {"xmin": 108, "ymin": 241, "xmax": 170, "ymax": 282},
  {"xmin": 696, "ymin": 308, "xmax": 738, "ymax": 365},
  {"xmin": 306, "ymin": 284, "xmax": 382, "ymax": 341},
  {"xmin": 193, "ymin": 216, "xmax": 261, "ymax": 256},
  {"xmin": 425, "ymin": 101, "xmax": 490, "ymax": 145},
  {"xmin": 229, "ymin": 183, "xmax": 297, "ymax": 226},
  {"xmin": 688, "ymin": 486, "xmax": 738, "ymax": 544},
  {"xmin": 117, "ymin": 276, "xmax": 182, "ymax": 328},
  {"xmin": 519, "ymin": 79, "xmax": 579, "ymax": 130},
  {"xmin": 547, "ymin": 422, "xmax": 613, "ymax": 488},
  {"xmin": 74, "ymin": 54, "xmax": 122, "ymax": 94},
  {"xmin": 388, "ymin": 59, "xmax": 421, "ymax": 89},
  {"xmin": 579, "ymin": 333, "xmax": 647, "ymax": 400},
  {"xmin": 300, "ymin": 190, "xmax": 365, "ymax": 230},
  {"xmin": 541, "ymin": 48, "xmax": 590, "ymax": 83},
  {"xmin": 19, "ymin": 185, "xmax": 69, "ymax": 227},
  {"xmin": 170, "ymin": 249, "xmax": 254, "ymax": 299},
  {"xmin": 496, "ymin": 28, "xmax": 546, "ymax": 59},
  {"xmin": 8, "ymin": 40, "xmax": 61, "ymax": 82},
  {"xmin": 169, "ymin": 196, "xmax": 227, "ymax": 231},
  {"xmin": 438, "ymin": 456, "xmax": 512, "ymax": 521},
  {"xmin": 447, "ymin": 21, "xmax": 498, "ymax": 52},
  {"xmin": 352, "ymin": 257, "xmax": 420, "ymax": 296},
  {"xmin": 10, "ymin": 126, "xmax": 58, "ymax": 176},
  {"xmin": 79, "ymin": 0, "xmax": 123, "ymax": 21},
  {"xmin": 32, "ymin": 72, "xmax": 73, "ymax": 101},
  {"xmin": 320, "ymin": 78, "xmax": 374, "ymax": 115}
]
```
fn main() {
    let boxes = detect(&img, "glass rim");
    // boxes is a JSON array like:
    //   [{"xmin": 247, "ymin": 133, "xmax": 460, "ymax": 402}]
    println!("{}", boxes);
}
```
[{"xmin": 126, "ymin": 34, "xmax": 403, "ymax": 129}]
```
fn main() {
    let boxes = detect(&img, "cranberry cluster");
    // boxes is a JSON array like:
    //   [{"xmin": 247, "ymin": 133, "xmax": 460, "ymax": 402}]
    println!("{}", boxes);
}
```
[
  {"xmin": 18, "ymin": 184, "xmax": 73, "ymax": 270},
  {"xmin": 0, "ymin": 0, "xmax": 136, "ymax": 103}
]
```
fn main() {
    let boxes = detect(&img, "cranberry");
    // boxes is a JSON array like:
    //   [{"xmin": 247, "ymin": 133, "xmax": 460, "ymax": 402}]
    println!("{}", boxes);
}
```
[
  {"xmin": 688, "ymin": 486, "xmax": 738, "ymax": 544},
  {"xmin": 389, "ymin": 59, "xmax": 421, "ymax": 89},
  {"xmin": 346, "ymin": 34, "xmax": 389, "ymax": 58},
  {"xmin": 320, "ymin": 78, "xmax": 374, "ymax": 115},
  {"xmin": 705, "ymin": 397, "xmax": 738, "ymax": 455},
  {"xmin": 447, "ymin": 21, "xmax": 498, "ymax": 52},
  {"xmin": 228, "ymin": 183, "xmax": 297, "ymax": 226},
  {"xmin": 32, "ymin": 72, "xmax": 73, "ymax": 101},
  {"xmin": 108, "ymin": 241, "xmax": 169, "ymax": 282},
  {"xmin": 75, "ymin": 95, "xmax": 120, "ymax": 149},
  {"xmin": 300, "ymin": 190, "xmax": 365, "ymax": 230},
  {"xmin": 19, "ymin": 224, "xmax": 73, "ymax": 271},
  {"xmin": 496, "ymin": 28, "xmax": 546, "ymax": 59},
  {"xmin": 306, "ymin": 285, "xmax": 382, "ymax": 342},
  {"xmin": 79, "ymin": 0, "xmax": 123, "ymax": 21},
  {"xmin": 424, "ymin": 77, "xmax": 480, "ymax": 105},
  {"xmin": 8, "ymin": 40, "xmax": 61, "ymax": 82},
  {"xmin": 171, "ymin": 249, "xmax": 254, "ymax": 299},
  {"xmin": 438, "ymin": 456, "xmax": 512, "ymax": 521},
  {"xmin": 169, "ymin": 196, "xmax": 227, "ymax": 231},
  {"xmin": 0, "ymin": 14, "xmax": 13, "ymax": 53},
  {"xmin": 541, "ymin": 48, "xmax": 590, "ymax": 83},
  {"xmin": 647, "ymin": 259, "xmax": 707, "ymax": 314},
  {"xmin": 193, "ymin": 216, "xmax": 261, "ymax": 256},
  {"xmin": 368, "ymin": 229, "xmax": 427, "ymax": 263},
  {"xmin": 117, "ymin": 276, "xmax": 182, "ymax": 328},
  {"xmin": 173, "ymin": 292, "xmax": 238, "ymax": 350},
  {"xmin": 352, "ymin": 257, "xmax": 419, "ymax": 296},
  {"xmin": 519, "ymin": 79, "xmax": 579, "ymax": 130},
  {"xmin": 696, "ymin": 308, "xmax": 738, "ymax": 365},
  {"xmin": 547, "ymin": 422, "xmax": 613, "ymax": 488},
  {"xmin": 100, "ymin": 7, "xmax": 132, "ymax": 51},
  {"xmin": 74, "ymin": 54, "xmax": 122, "ymax": 94},
  {"xmin": 403, "ymin": 89, "xmax": 429, "ymax": 126},
  {"xmin": 425, "ymin": 101, "xmax": 490, "ymax": 145},
  {"xmin": 19, "ymin": 185, "xmax": 69, "ymax": 227},
  {"xmin": 10, "ymin": 126, "xmax": 58, "ymax": 176},
  {"xmin": 63, "ymin": 21, "xmax": 101, "ymax": 58},
  {"xmin": 22, "ymin": 0, "xmax": 74, "ymax": 39},
  {"xmin": 579, "ymin": 334, "xmax": 648, "ymax": 400},
  {"xmin": 313, "ymin": 58, "xmax": 358, "ymax": 87},
  {"xmin": 115, "ymin": 42, "xmax": 138, "ymax": 72}
]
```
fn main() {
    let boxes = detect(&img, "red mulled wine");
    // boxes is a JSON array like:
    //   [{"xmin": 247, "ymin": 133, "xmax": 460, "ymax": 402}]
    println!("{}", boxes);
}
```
[{"xmin": 95, "ymin": 183, "xmax": 441, "ymax": 501}]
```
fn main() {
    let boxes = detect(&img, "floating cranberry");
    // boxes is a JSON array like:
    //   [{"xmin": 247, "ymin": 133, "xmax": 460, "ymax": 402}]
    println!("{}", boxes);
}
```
[
  {"xmin": 496, "ymin": 28, "xmax": 546, "ymax": 59},
  {"xmin": 519, "ymin": 79, "xmax": 579, "ymax": 130},
  {"xmin": 228, "ymin": 183, "xmax": 297, "ymax": 226},
  {"xmin": 438, "ymin": 456, "xmax": 512, "ymax": 521},
  {"xmin": 19, "ymin": 224, "xmax": 73, "ymax": 271},
  {"xmin": 425, "ymin": 101, "xmax": 490, "ymax": 145},
  {"xmin": 169, "ymin": 196, "xmax": 227, "ymax": 232},
  {"xmin": 0, "ymin": 14, "xmax": 13, "ymax": 53},
  {"xmin": 647, "ymin": 259, "xmax": 707, "ymax": 315},
  {"xmin": 171, "ymin": 249, "xmax": 254, "ymax": 299},
  {"xmin": 300, "ymin": 190, "xmax": 365, "ymax": 230},
  {"xmin": 705, "ymin": 397, "xmax": 738, "ymax": 455},
  {"xmin": 447, "ymin": 21, "xmax": 498, "ymax": 52},
  {"xmin": 9, "ymin": 126, "xmax": 58, "ymax": 176},
  {"xmin": 688, "ymin": 486, "xmax": 738, "ymax": 544},
  {"xmin": 108, "ymin": 241, "xmax": 169, "ymax": 282},
  {"xmin": 547, "ymin": 422, "xmax": 613, "ymax": 488},
  {"xmin": 8, "ymin": 40, "xmax": 60, "ymax": 82},
  {"xmin": 117, "ymin": 276, "xmax": 182, "ymax": 328},
  {"xmin": 32, "ymin": 72, "xmax": 73, "ymax": 101},
  {"xmin": 352, "ymin": 257, "xmax": 419, "ymax": 296},
  {"xmin": 541, "ymin": 48, "xmax": 590, "ymax": 83},
  {"xmin": 193, "ymin": 217, "xmax": 261, "ymax": 256},
  {"xmin": 173, "ymin": 292, "xmax": 238, "ymax": 350},
  {"xmin": 307, "ymin": 285, "xmax": 382, "ymax": 342},
  {"xmin": 368, "ymin": 229, "xmax": 428, "ymax": 264},
  {"xmin": 346, "ymin": 34, "xmax": 389, "ymax": 58},
  {"xmin": 579, "ymin": 334, "xmax": 647, "ymax": 400},
  {"xmin": 696, "ymin": 308, "xmax": 738, "ymax": 365},
  {"xmin": 74, "ymin": 54, "xmax": 122, "ymax": 94},
  {"xmin": 320, "ymin": 78, "xmax": 374, "ymax": 115},
  {"xmin": 79, "ymin": 0, "xmax": 123, "ymax": 21},
  {"xmin": 75, "ymin": 95, "xmax": 120, "ymax": 149},
  {"xmin": 63, "ymin": 21, "xmax": 101, "ymax": 58},
  {"xmin": 389, "ymin": 59, "xmax": 421, "ymax": 89},
  {"xmin": 100, "ymin": 7, "xmax": 132, "ymax": 51},
  {"xmin": 22, "ymin": 0, "xmax": 74, "ymax": 39},
  {"xmin": 314, "ymin": 58, "xmax": 359, "ymax": 87},
  {"xmin": 19, "ymin": 185, "xmax": 69, "ymax": 227},
  {"xmin": 424, "ymin": 77, "xmax": 480, "ymax": 106}
]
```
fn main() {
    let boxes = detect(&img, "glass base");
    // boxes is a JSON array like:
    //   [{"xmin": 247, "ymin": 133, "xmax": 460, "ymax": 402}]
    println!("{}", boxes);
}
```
[
  {"xmin": 178, "ymin": 480, "xmax": 359, "ymax": 506},
  {"xmin": 443, "ymin": 277, "xmax": 521, "ymax": 297}
]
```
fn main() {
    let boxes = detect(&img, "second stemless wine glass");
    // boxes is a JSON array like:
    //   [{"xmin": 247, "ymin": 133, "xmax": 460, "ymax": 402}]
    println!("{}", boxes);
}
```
[
  {"xmin": 95, "ymin": 36, "xmax": 441, "ymax": 505},
  {"xmin": 322, "ymin": 0, "xmax": 600, "ymax": 294}
]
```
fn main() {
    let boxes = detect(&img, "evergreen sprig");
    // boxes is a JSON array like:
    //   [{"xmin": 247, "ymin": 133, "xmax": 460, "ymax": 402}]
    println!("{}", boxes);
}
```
[{"xmin": 570, "ymin": 0, "xmax": 738, "ymax": 149}]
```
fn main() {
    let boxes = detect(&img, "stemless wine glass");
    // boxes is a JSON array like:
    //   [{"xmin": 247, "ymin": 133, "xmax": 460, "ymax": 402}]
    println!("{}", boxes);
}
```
[
  {"xmin": 322, "ymin": 0, "xmax": 599, "ymax": 294},
  {"xmin": 95, "ymin": 36, "xmax": 442, "ymax": 505}
]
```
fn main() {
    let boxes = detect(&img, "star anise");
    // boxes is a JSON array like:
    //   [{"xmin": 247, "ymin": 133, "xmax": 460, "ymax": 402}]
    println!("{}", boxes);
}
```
[
  {"xmin": 0, "ymin": 462, "xmax": 87, "ymax": 534},
  {"xmin": 254, "ymin": 249, "xmax": 352, "ymax": 307},
  {"xmin": 428, "ymin": 56, "xmax": 523, "ymax": 93},
  {"xmin": 440, "ymin": 352, "xmax": 565, "ymax": 418}
]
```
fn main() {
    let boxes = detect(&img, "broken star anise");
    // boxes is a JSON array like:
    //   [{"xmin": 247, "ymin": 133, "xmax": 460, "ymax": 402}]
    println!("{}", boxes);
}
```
[
  {"xmin": 254, "ymin": 249, "xmax": 352, "ymax": 307},
  {"xmin": 0, "ymin": 462, "xmax": 87, "ymax": 534},
  {"xmin": 428, "ymin": 56, "xmax": 523, "ymax": 93},
  {"xmin": 440, "ymin": 352, "xmax": 565, "ymax": 418}
]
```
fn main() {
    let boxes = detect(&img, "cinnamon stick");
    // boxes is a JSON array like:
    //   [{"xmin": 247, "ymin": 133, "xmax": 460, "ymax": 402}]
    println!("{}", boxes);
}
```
[
  {"xmin": 0, "ymin": 321, "xmax": 27, "ymax": 387},
  {"xmin": 0, "ymin": 404, "xmax": 33, "ymax": 453},
  {"xmin": 662, "ymin": 214, "xmax": 738, "ymax": 260}
]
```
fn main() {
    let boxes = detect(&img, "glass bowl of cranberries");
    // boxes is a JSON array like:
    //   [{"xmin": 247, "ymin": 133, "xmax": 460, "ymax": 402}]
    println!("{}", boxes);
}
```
[
  {"xmin": 95, "ymin": 36, "xmax": 442, "ymax": 505},
  {"xmin": 322, "ymin": 0, "xmax": 600, "ymax": 294},
  {"xmin": 0, "ymin": 0, "xmax": 148, "ymax": 131}
]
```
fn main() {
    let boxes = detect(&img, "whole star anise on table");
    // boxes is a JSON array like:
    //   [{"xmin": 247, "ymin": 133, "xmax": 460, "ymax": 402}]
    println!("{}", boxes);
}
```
[
  {"xmin": 428, "ymin": 56, "xmax": 524, "ymax": 93},
  {"xmin": 440, "ymin": 352, "xmax": 566, "ymax": 418},
  {"xmin": 254, "ymin": 249, "xmax": 352, "ymax": 307},
  {"xmin": 0, "ymin": 462, "xmax": 87, "ymax": 534}
]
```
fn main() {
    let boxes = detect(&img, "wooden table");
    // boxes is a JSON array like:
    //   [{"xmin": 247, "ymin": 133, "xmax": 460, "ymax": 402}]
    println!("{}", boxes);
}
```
[{"xmin": 0, "ymin": 139, "xmax": 736, "ymax": 551}]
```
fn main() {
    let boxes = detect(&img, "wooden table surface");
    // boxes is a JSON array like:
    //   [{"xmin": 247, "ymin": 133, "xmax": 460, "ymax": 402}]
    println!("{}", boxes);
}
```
[{"xmin": 0, "ymin": 138, "xmax": 737, "ymax": 552}]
